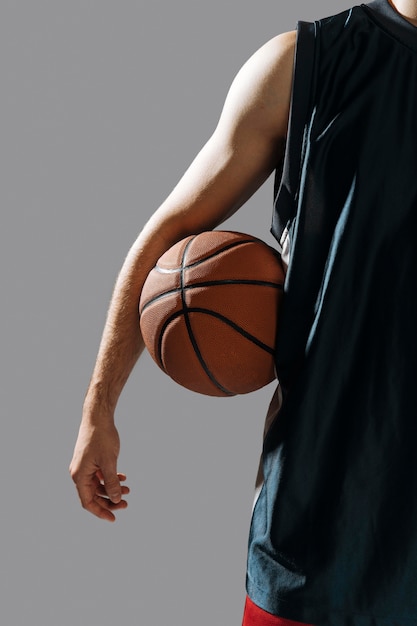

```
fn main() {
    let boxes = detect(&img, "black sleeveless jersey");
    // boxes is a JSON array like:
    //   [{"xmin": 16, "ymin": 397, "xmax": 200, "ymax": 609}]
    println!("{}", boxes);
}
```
[{"xmin": 246, "ymin": 1, "xmax": 417, "ymax": 624}]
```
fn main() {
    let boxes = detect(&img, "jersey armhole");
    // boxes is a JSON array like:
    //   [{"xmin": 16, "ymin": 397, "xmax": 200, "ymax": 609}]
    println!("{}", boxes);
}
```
[{"xmin": 271, "ymin": 20, "xmax": 318, "ymax": 248}]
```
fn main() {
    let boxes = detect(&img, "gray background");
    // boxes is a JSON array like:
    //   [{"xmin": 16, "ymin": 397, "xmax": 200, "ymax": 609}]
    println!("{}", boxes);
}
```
[{"xmin": 1, "ymin": 1, "xmax": 352, "ymax": 624}]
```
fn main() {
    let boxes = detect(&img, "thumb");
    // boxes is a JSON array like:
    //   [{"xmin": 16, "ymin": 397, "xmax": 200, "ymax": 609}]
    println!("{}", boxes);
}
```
[{"xmin": 101, "ymin": 468, "xmax": 122, "ymax": 503}]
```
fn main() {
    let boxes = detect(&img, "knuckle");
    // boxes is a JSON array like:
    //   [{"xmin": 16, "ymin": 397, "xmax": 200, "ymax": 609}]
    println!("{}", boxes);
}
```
[{"xmin": 70, "ymin": 468, "xmax": 80, "ymax": 483}]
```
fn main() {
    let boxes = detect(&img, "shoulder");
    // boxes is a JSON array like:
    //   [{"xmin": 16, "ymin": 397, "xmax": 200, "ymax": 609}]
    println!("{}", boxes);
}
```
[
  {"xmin": 255, "ymin": 30, "xmax": 297, "ymax": 65},
  {"xmin": 219, "ymin": 31, "xmax": 297, "ymax": 142},
  {"xmin": 245, "ymin": 30, "xmax": 297, "ymax": 76}
]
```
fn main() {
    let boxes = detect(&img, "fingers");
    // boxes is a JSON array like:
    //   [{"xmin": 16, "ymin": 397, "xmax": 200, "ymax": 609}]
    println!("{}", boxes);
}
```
[
  {"xmin": 84, "ymin": 496, "xmax": 124, "ymax": 523},
  {"xmin": 75, "ymin": 480, "xmax": 120, "ymax": 522},
  {"xmin": 95, "ymin": 483, "xmax": 130, "ymax": 498},
  {"xmin": 96, "ymin": 469, "xmax": 125, "ymax": 504},
  {"xmin": 71, "ymin": 468, "xmax": 130, "ymax": 522},
  {"xmin": 93, "ymin": 492, "xmax": 129, "ymax": 517},
  {"xmin": 95, "ymin": 472, "xmax": 130, "ymax": 499},
  {"xmin": 92, "ymin": 472, "xmax": 129, "ymax": 521}
]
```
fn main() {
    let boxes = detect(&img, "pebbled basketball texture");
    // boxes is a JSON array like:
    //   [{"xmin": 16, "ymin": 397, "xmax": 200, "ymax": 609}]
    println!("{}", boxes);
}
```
[{"xmin": 139, "ymin": 230, "xmax": 285, "ymax": 397}]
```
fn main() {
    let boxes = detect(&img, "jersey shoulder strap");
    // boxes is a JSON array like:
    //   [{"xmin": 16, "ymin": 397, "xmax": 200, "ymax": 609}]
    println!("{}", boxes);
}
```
[{"xmin": 271, "ymin": 20, "xmax": 317, "ymax": 246}]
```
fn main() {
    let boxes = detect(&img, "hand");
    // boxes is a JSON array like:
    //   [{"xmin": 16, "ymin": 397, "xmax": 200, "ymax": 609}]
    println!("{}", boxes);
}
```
[{"xmin": 69, "ymin": 418, "xmax": 129, "ymax": 522}]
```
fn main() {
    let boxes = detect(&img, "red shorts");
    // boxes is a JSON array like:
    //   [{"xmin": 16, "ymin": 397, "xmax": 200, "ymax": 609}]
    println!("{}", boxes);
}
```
[{"xmin": 242, "ymin": 596, "xmax": 313, "ymax": 626}]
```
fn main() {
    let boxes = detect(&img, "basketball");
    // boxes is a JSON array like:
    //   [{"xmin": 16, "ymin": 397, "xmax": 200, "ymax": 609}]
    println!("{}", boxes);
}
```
[{"xmin": 139, "ymin": 230, "xmax": 285, "ymax": 396}]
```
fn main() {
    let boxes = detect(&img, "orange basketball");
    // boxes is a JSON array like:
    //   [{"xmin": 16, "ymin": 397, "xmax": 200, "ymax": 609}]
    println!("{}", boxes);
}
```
[{"xmin": 139, "ymin": 231, "xmax": 285, "ymax": 396}]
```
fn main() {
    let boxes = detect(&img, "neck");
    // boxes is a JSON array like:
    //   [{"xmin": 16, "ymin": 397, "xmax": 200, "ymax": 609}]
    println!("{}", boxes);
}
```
[{"xmin": 389, "ymin": 0, "xmax": 417, "ymax": 25}]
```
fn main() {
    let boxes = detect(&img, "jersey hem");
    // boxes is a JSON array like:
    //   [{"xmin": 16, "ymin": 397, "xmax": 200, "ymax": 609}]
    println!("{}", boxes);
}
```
[{"xmin": 246, "ymin": 581, "xmax": 417, "ymax": 626}]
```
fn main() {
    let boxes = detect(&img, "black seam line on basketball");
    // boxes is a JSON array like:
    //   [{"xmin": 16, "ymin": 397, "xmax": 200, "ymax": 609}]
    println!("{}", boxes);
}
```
[
  {"xmin": 155, "ymin": 310, "xmax": 230, "ymax": 395},
  {"xmin": 156, "ymin": 306, "xmax": 275, "ymax": 372},
  {"xmin": 156, "ymin": 235, "xmax": 198, "ymax": 374},
  {"xmin": 184, "ymin": 307, "xmax": 275, "ymax": 354},
  {"xmin": 181, "ymin": 237, "xmax": 234, "ymax": 396},
  {"xmin": 156, "ymin": 310, "xmax": 180, "ymax": 374},
  {"xmin": 155, "ymin": 238, "xmax": 263, "ymax": 274},
  {"xmin": 139, "ymin": 280, "xmax": 283, "ymax": 314}
]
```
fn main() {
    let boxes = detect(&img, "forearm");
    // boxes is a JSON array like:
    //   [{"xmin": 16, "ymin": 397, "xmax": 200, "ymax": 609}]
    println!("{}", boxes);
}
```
[
  {"xmin": 84, "ymin": 271, "xmax": 145, "ymax": 421},
  {"xmin": 84, "ymin": 213, "xmax": 189, "ymax": 420}
]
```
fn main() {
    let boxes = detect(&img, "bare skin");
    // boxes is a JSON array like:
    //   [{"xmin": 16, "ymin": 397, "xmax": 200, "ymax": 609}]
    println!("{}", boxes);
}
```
[
  {"xmin": 390, "ymin": 0, "xmax": 417, "ymax": 25},
  {"xmin": 69, "ymin": 30, "xmax": 296, "ymax": 521}
]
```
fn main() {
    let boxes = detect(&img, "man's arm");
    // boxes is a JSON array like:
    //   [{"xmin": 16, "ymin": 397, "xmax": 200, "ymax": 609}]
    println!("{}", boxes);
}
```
[{"xmin": 69, "ymin": 30, "xmax": 296, "ymax": 521}]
